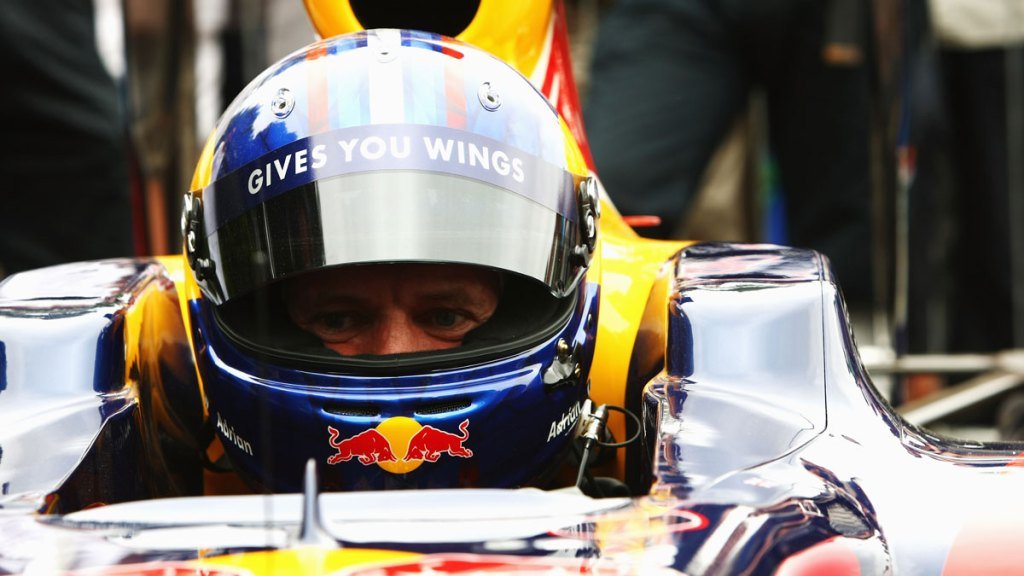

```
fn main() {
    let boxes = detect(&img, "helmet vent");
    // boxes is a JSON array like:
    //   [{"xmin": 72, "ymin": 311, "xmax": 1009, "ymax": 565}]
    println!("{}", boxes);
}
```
[
  {"xmin": 415, "ymin": 398, "xmax": 472, "ymax": 416},
  {"xmin": 324, "ymin": 404, "xmax": 381, "ymax": 418}
]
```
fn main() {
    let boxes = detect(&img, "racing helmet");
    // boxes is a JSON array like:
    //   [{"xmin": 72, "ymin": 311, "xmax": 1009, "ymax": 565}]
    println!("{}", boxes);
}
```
[{"xmin": 181, "ymin": 30, "xmax": 600, "ymax": 492}]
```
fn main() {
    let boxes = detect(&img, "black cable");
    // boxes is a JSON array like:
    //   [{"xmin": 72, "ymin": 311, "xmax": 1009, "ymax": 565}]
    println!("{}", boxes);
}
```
[
  {"xmin": 575, "ymin": 441, "xmax": 593, "ymax": 489},
  {"xmin": 574, "ymin": 403, "xmax": 607, "ymax": 491},
  {"xmin": 573, "ymin": 403, "xmax": 643, "ymax": 494},
  {"xmin": 594, "ymin": 404, "xmax": 642, "ymax": 448}
]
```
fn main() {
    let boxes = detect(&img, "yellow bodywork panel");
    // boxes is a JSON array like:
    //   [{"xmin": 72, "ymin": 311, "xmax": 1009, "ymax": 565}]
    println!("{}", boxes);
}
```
[
  {"xmin": 588, "ymin": 209, "xmax": 690, "ymax": 477},
  {"xmin": 197, "ymin": 547, "xmax": 421, "ymax": 575},
  {"xmin": 156, "ymin": 254, "xmax": 207, "ymax": 411}
]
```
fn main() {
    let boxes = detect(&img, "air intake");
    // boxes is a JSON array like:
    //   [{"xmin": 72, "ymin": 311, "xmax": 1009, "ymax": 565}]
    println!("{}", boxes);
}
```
[
  {"xmin": 323, "ymin": 404, "xmax": 381, "ymax": 418},
  {"xmin": 415, "ymin": 398, "xmax": 472, "ymax": 416}
]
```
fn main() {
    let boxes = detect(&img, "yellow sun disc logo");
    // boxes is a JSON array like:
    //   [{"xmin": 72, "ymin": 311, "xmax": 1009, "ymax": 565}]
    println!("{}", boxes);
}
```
[{"xmin": 376, "ymin": 417, "xmax": 425, "ymax": 473}]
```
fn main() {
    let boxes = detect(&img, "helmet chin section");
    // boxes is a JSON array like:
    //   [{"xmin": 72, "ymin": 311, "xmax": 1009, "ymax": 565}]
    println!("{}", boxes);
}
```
[{"xmin": 192, "ymin": 280, "xmax": 598, "ymax": 492}]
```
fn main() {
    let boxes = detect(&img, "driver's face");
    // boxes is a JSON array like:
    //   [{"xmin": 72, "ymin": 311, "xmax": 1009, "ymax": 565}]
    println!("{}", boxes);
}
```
[{"xmin": 285, "ymin": 264, "xmax": 500, "ymax": 356}]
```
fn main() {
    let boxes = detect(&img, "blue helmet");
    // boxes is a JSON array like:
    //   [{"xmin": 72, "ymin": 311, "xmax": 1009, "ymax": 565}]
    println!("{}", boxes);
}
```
[{"xmin": 181, "ymin": 30, "xmax": 600, "ymax": 492}]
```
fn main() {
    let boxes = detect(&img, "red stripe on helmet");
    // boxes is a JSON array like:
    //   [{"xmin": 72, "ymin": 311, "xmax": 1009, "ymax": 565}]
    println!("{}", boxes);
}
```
[
  {"xmin": 307, "ymin": 44, "xmax": 330, "ymax": 134},
  {"xmin": 444, "ymin": 50, "xmax": 467, "ymax": 129}
]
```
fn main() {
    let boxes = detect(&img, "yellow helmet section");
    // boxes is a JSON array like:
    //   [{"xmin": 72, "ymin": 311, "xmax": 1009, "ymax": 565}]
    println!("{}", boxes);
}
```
[
  {"xmin": 182, "ymin": 130, "xmax": 217, "ymax": 315},
  {"xmin": 301, "ymin": 0, "xmax": 553, "ymax": 78},
  {"xmin": 157, "ymin": 254, "xmax": 206, "ymax": 406},
  {"xmin": 189, "ymin": 132, "xmax": 218, "ymax": 192},
  {"xmin": 178, "ymin": 133, "xmax": 218, "ymax": 399}
]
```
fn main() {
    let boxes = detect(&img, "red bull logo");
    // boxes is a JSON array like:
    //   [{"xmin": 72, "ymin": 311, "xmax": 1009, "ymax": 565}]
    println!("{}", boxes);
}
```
[
  {"xmin": 327, "ymin": 417, "xmax": 473, "ymax": 473},
  {"xmin": 326, "ymin": 427, "xmax": 397, "ymax": 465}
]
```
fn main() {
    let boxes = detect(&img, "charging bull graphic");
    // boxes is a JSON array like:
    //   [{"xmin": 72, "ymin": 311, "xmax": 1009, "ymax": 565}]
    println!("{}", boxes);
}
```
[
  {"xmin": 327, "ymin": 417, "xmax": 472, "ymax": 473},
  {"xmin": 327, "ymin": 426, "xmax": 398, "ymax": 465},
  {"xmin": 405, "ymin": 420, "xmax": 473, "ymax": 462}
]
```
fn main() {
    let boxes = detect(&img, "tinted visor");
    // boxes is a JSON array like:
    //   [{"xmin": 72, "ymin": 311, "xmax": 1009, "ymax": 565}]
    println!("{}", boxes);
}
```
[{"xmin": 204, "ymin": 169, "xmax": 583, "ymax": 303}]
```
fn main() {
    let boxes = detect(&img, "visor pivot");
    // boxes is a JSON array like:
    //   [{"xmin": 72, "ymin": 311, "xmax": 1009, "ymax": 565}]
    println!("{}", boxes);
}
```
[
  {"xmin": 574, "ymin": 177, "xmax": 600, "ymax": 264},
  {"xmin": 271, "ymin": 88, "xmax": 295, "ymax": 119},
  {"xmin": 182, "ymin": 191, "xmax": 218, "ymax": 292},
  {"xmin": 478, "ymin": 81, "xmax": 502, "ymax": 111}
]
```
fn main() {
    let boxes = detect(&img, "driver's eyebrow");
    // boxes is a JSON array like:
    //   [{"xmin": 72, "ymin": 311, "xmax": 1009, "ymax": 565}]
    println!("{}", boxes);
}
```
[
  {"xmin": 288, "ymin": 291, "xmax": 372, "ymax": 321},
  {"xmin": 311, "ymin": 291, "xmax": 371, "ymax": 304},
  {"xmin": 413, "ymin": 288, "xmax": 486, "ymax": 307}
]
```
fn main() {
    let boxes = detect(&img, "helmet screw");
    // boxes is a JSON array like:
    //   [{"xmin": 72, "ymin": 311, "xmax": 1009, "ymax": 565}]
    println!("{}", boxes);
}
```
[
  {"xmin": 271, "ymin": 88, "xmax": 295, "ymax": 118},
  {"xmin": 370, "ymin": 30, "xmax": 399, "ymax": 63},
  {"xmin": 376, "ymin": 45, "xmax": 397, "ymax": 63},
  {"xmin": 478, "ymin": 82, "xmax": 501, "ymax": 111}
]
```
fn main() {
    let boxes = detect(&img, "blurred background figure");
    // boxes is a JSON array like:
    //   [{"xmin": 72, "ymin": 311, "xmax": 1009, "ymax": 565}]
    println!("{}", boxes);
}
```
[
  {"xmin": 0, "ymin": 0, "xmax": 135, "ymax": 278},
  {"xmin": 583, "ymin": 0, "xmax": 913, "ymax": 313},
  {"xmin": 910, "ymin": 0, "xmax": 1024, "ymax": 356},
  {"xmin": 896, "ymin": 0, "xmax": 1024, "ymax": 433},
  {"xmin": 123, "ymin": 0, "xmax": 315, "ymax": 257}
]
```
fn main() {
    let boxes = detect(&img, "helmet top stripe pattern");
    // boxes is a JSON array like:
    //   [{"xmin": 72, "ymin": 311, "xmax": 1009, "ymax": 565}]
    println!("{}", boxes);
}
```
[
  {"xmin": 306, "ymin": 45, "xmax": 331, "ymax": 135},
  {"xmin": 212, "ymin": 30, "xmax": 565, "ymax": 178},
  {"xmin": 444, "ymin": 43, "xmax": 467, "ymax": 130},
  {"xmin": 368, "ymin": 30, "xmax": 406, "ymax": 125}
]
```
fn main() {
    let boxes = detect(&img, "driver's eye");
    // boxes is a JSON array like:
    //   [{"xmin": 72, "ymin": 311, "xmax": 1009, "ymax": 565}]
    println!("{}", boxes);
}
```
[
  {"xmin": 318, "ymin": 311, "xmax": 357, "ymax": 331},
  {"xmin": 431, "ymin": 309, "xmax": 460, "ymax": 328}
]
